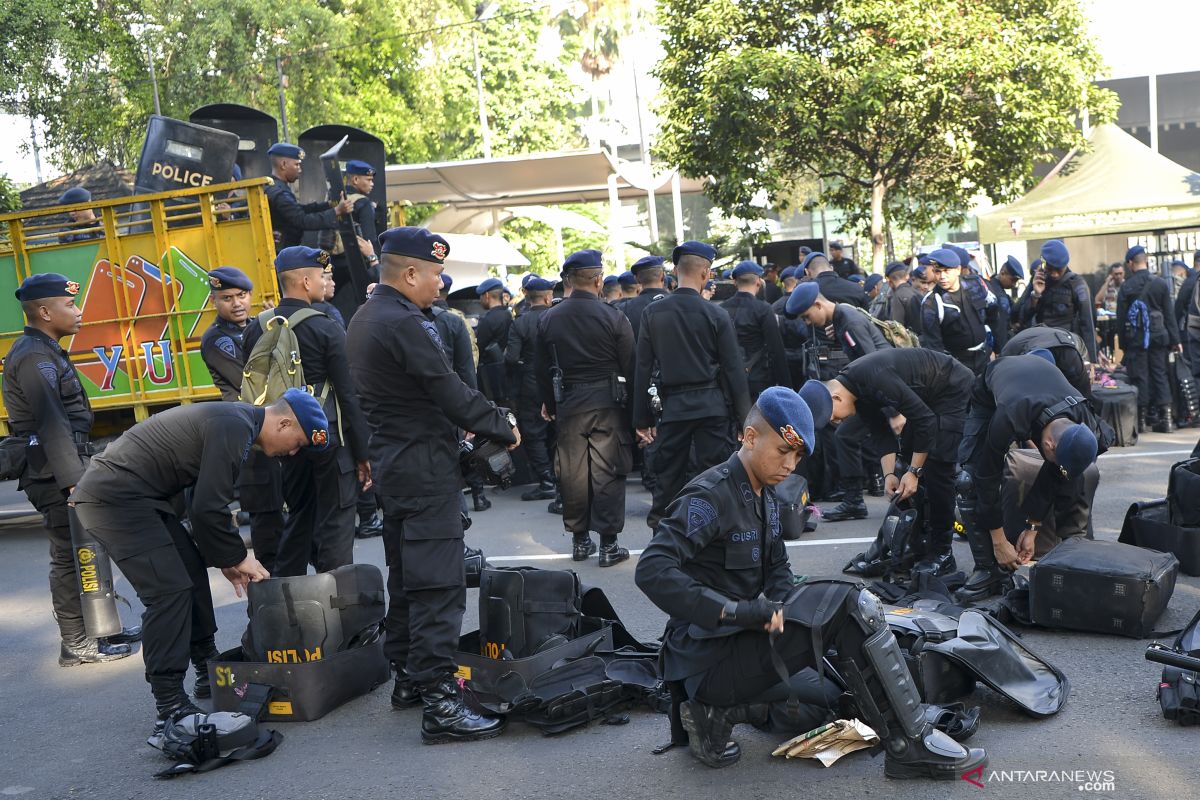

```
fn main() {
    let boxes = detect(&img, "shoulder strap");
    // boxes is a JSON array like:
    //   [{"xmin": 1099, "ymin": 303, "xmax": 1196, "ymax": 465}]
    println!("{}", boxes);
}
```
[
  {"xmin": 1037, "ymin": 395, "xmax": 1082, "ymax": 428},
  {"xmin": 287, "ymin": 307, "xmax": 327, "ymax": 328}
]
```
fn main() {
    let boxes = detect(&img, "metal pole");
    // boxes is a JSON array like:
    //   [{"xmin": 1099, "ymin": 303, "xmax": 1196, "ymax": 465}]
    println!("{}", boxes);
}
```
[
  {"xmin": 670, "ymin": 172, "xmax": 684, "ymax": 242},
  {"xmin": 147, "ymin": 45, "xmax": 161, "ymax": 116},
  {"xmin": 276, "ymin": 55, "xmax": 290, "ymax": 142},
  {"xmin": 631, "ymin": 52, "xmax": 658, "ymax": 244},
  {"xmin": 472, "ymin": 28, "xmax": 493, "ymax": 159},
  {"xmin": 28, "ymin": 115, "xmax": 43, "ymax": 183},
  {"xmin": 1148, "ymin": 74, "xmax": 1159, "ymax": 153}
]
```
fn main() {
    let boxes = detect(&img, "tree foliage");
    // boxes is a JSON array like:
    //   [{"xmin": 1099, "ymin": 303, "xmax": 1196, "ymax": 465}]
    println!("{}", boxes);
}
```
[
  {"xmin": 0, "ymin": 174, "xmax": 20, "ymax": 213},
  {"xmin": 656, "ymin": 0, "xmax": 1118, "ymax": 269}
]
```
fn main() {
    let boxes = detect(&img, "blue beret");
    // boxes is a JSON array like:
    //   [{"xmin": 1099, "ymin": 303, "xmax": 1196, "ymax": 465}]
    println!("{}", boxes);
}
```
[
  {"xmin": 885, "ymin": 261, "xmax": 907, "ymax": 277},
  {"xmin": 526, "ymin": 276, "xmax": 555, "ymax": 291},
  {"xmin": 267, "ymin": 142, "xmax": 304, "ymax": 159},
  {"xmin": 786, "ymin": 281, "xmax": 821, "ymax": 315},
  {"xmin": 1171, "ymin": 259, "xmax": 1189, "ymax": 269},
  {"xmin": 1123, "ymin": 245, "xmax": 1146, "ymax": 263},
  {"xmin": 720, "ymin": 268, "xmax": 733, "ymax": 279},
  {"xmin": 231, "ymin": 164, "xmax": 243, "ymax": 181},
  {"xmin": 864, "ymin": 274, "xmax": 883, "ymax": 292},
  {"xmin": 275, "ymin": 246, "xmax": 330, "ymax": 272},
  {"xmin": 563, "ymin": 249, "xmax": 603, "ymax": 272},
  {"xmin": 928, "ymin": 248, "xmax": 961, "ymax": 269},
  {"xmin": 476, "ymin": 277, "xmax": 504, "ymax": 296},
  {"xmin": 672, "ymin": 240, "xmax": 716, "ymax": 264},
  {"xmin": 1002, "ymin": 255, "xmax": 1025, "ymax": 279},
  {"xmin": 207, "ymin": 266, "xmax": 253, "ymax": 292},
  {"xmin": 912, "ymin": 265, "xmax": 927, "ymax": 279},
  {"xmin": 798, "ymin": 246, "xmax": 812, "ymax": 256},
  {"xmin": 521, "ymin": 273, "xmax": 534, "ymax": 288},
  {"xmin": 942, "ymin": 244, "xmax": 972, "ymax": 271},
  {"xmin": 917, "ymin": 253, "xmax": 935, "ymax": 267},
  {"xmin": 732, "ymin": 260, "xmax": 764, "ymax": 278},
  {"xmin": 344, "ymin": 159, "xmax": 376, "ymax": 176},
  {"xmin": 1041, "ymin": 240, "xmax": 1070, "ymax": 269},
  {"xmin": 379, "ymin": 226, "xmax": 449, "ymax": 264},
  {"xmin": 631, "ymin": 255, "xmax": 665, "ymax": 274},
  {"xmin": 603, "ymin": 275, "xmax": 618, "ymax": 286},
  {"xmin": 1056, "ymin": 423, "xmax": 1098, "ymax": 479},
  {"xmin": 617, "ymin": 270, "xmax": 638, "ymax": 286},
  {"xmin": 1027, "ymin": 348, "xmax": 1056, "ymax": 365},
  {"xmin": 780, "ymin": 266, "xmax": 798, "ymax": 280},
  {"xmin": 58, "ymin": 186, "xmax": 91, "ymax": 205},
  {"xmin": 1194, "ymin": 250, "xmax": 1200, "ymax": 263},
  {"xmin": 798, "ymin": 381, "xmax": 833, "ymax": 431},
  {"xmin": 756, "ymin": 386, "xmax": 815, "ymax": 453},
  {"xmin": 441, "ymin": 273, "xmax": 452, "ymax": 290},
  {"xmin": 800, "ymin": 252, "xmax": 827, "ymax": 273},
  {"xmin": 704, "ymin": 279, "xmax": 717, "ymax": 291},
  {"xmin": 281, "ymin": 388, "xmax": 331, "ymax": 450},
  {"xmin": 15, "ymin": 273, "xmax": 81, "ymax": 302},
  {"xmin": 1030, "ymin": 258, "xmax": 1043, "ymax": 272},
  {"xmin": 848, "ymin": 273, "xmax": 864, "ymax": 284},
  {"xmin": 829, "ymin": 240, "xmax": 844, "ymax": 249}
]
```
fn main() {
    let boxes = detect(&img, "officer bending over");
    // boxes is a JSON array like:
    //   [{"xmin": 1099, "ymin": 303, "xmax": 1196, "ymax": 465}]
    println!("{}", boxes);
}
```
[
  {"xmin": 635, "ymin": 387, "xmax": 986, "ymax": 778},
  {"xmin": 69, "ymin": 390, "xmax": 327, "ymax": 733}
]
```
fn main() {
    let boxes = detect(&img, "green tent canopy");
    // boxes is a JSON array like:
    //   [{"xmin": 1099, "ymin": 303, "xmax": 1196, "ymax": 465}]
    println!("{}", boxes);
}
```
[{"xmin": 978, "ymin": 124, "xmax": 1200, "ymax": 243}]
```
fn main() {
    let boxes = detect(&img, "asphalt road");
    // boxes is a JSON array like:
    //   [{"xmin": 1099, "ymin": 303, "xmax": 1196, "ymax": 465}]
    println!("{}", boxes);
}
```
[{"xmin": 2, "ymin": 430, "xmax": 1199, "ymax": 800}]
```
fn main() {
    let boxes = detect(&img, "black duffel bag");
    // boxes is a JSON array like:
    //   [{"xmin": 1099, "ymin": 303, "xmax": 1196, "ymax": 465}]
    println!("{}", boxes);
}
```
[
  {"xmin": 479, "ymin": 567, "xmax": 582, "ymax": 659},
  {"xmin": 1168, "ymin": 458, "xmax": 1200, "ymax": 528}
]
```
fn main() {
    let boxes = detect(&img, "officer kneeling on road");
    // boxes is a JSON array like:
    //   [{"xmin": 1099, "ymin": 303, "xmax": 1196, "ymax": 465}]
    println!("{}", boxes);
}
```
[
  {"xmin": 635, "ymin": 387, "xmax": 986, "ymax": 778},
  {"xmin": 68, "ymin": 389, "xmax": 327, "ymax": 736}
]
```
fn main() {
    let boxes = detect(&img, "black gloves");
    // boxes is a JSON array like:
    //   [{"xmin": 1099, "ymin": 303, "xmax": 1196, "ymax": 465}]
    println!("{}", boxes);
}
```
[{"xmin": 723, "ymin": 595, "xmax": 783, "ymax": 630}]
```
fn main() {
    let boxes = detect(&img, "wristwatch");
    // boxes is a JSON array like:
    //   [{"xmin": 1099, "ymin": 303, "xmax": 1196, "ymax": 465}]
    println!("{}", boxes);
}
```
[
  {"xmin": 505, "ymin": 412, "xmax": 517, "ymax": 429},
  {"xmin": 1026, "ymin": 521, "xmax": 1041, "ymax": 533},
  {"xmin": 907, "ymin": 465, "xmax": 924, "ymax": 478}
]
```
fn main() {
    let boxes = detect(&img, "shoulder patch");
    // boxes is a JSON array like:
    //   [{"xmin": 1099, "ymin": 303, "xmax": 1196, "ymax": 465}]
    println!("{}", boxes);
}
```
[
  {"xmin": 767, "ymin": 494, "xmax": 781, "ymax": 539},
  {"xmin": 37, "ymin": 361, "xmax": 58, "ymax": 388},
  {"xmin": 686, "ymin": 497, "xmax": 719, "ymax": 538},
  {"xmin": 420, "ymin": 319, "xmax": 444, "ymax": 347},
  {"xmin": 214, "ymin": 336, "xmax": 237, "ymax": 359}
]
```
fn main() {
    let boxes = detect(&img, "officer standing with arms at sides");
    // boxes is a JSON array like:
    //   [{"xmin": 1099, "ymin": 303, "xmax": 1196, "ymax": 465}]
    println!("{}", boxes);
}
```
[
  {"xmin": 883, "ymin": 261, "xmax": 922, "ymax": 333},
  {"xmin": 345, "ymin": 227, "xmax": 519, "ymax": 743},
  {"xmin": 771, "ymin": 266, "xmax": 808, "ymax": 389},
  {"xmin": 242, "ymin": 247, "xmax": 372, "ymax": 576},
  {"xmin": 70, "ymin": 391, "xmax": 323, "ymax": 732},
  {"xmin": 760, "ymin": 263, "xmax": 783, "ymax": 304},
  {"xmin": 506, "ymin": 276, "xmax": 558, "ymax": 502},
  {"xmin": 329, "ymin": 159, "xmax": 381, "ymax": 323},
  {"xmin": 1118, "ymin": 244, "xmax": 1182, "ymax": 432},
  {"xmin": 198, "ymin": 266, "xmax": 290, "ymax": 568},
  {"xmin": 2, "ymin": 274, "xmax": 135, "ymax": 667},
  {"xmin": 635, "ymin": 387, "xmax": 987, "ymax": 778},
  {"xmin": 56, "ymin": 187, "xmax": 103, "ymax": 243},
  {"xmin": 264, "ymin": 142, "xmax": 353, "ymax": 249},
  {"xmin": 634, "ymin": 241, "xmax": 751, "ymax": 527},
  {"xmin": 986, "ymin": 256, "xmax": 1023, "ymax": 346},
  {"xmin": 721, "ymin": 260, "xmax": 790, "ymax": 400},
  {"xmin": 474, "ymin": 277, "xmax": 512, "ymax": 407},
  {"xmin": 957, "ymin": 353, "xmax": 1105, "ymax": 601},
  {"xmin": 621, "ymin": 256, "xmax": 669, "ymax": 339},
  {"xmin": 433, "ymin": 274, "xmax": 479, "ymax": 386},
  {"xmin": 828, "ymin": 241, "xmax": 860, "ymax": 279},
  {"xmin": 787, "ymin": 281, "xmax": 893, "ymax": 521},
  {"xmin": 920, "ymin": 248, "xmax": 998, "ymax": 375},
  {"xmin": 536, "ymin": 252, "xmax": 636, "ymax": 565},
  {"xmin": 512, "ymin": 274, "xmax": 534, "ymax": 318},
  {"xmin": 1015, "ymin": 240, "xmax": 1095, "ymax": 365}
]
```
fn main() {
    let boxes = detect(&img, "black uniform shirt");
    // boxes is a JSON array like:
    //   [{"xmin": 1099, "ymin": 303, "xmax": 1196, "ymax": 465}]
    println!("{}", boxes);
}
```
[
  {"xmin": 830, "ymin": 256, "xmax": 860, "ymax": 279},
  {"xmin": 762, "ymin": 281, "xmax": 782, "ymax": 304},
  {"xmin": 887, "ymin": 281, "xmax": 924, "ymax": 333},
  {"xmin": 634, "ymin": 452, "xmax": 793, "ymax": 681},
  {"xmin": 721, "ymin": 292, "xmax": 790, "ymax": 389},
  {"xmin": 814, "ymin": 272, "xmax": 868, "ymax": 308},
  {"xmin": 535, "ymin": 291, "xmax": 634, "ymax": 416},
  {"xmin": 771, "ymin": 295, "xmax": 812, "ymax": 356},
  {"xmin": 972, "ymin": 355, "xmax": 1106, "ymax": 530},
  {"xmin": 1016, "ymin": 270, "xmax": 1096, "ymax": 361},
  {"xmin": 621, "ymin": 286, "xmax": 668, "ymax": 340},
  {"xmin": 200, "ymin": 317, "xmax": 248, "ymax": 402},
  {"xmin": 633, "ymin": 288, "xmax": 752, "ymax": 428},
  {"xmin": 264, "ymin": 176, "xmax": 339, "ymax": 250},
  {"xmin": 2, "ymin": 328, "xmax": 93, "ymax": 489},
  {"xmin": 344, "ymin": 284, "xmax": 515, "ymax": 497},
  {"xmin": 832, "ymin": 303, "xmax": 892, "ymax": 361},
  {"xmin": 475, "ymin": 305, "xmax": 513, "ymax": 364},
  {"xmin": 71, "ymin": 403, "xmax": 262, "ymax": 568},
  {"xmin": 920, "ymin": 273, "xmax": 993, "ymax": 356},
  {"xmin": 432, "ymin": 301, "xmax": 478, "ymax": 389},
  {"xmin": 505, "ymin": 303, "xmax": 548, "ymax": 401}
]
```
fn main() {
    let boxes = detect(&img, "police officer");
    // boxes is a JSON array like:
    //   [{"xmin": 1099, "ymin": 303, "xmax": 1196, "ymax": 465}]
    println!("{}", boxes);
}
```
[
  {"xmin": 345, "ymin": 226, "xmax": 518, "ymax": 743},
  {"xmin": 721, "ymin": 260, "xmax": 790, "ymax": 400},
  {"xmin": 2, "ymin": 274, "xmax": 135, "ymax": 667},
  {"xmin": 1002, "ymin": 326, "xmax": 1092, "ymax": 402},
  {"xmin": 536, "ymin": 252, "xmax": 636, "ymax": 565},
  {"xmin": 883, "ymin": 261, "xmax": 922, "ymax": 333},
  {"xmin": 787, "ymin": 281, "xmax": 893, "ymax": 521},
  {"xmin": 771, "ymin": 266, "xmax": 808, "ymax": 389},
  {"xmin": 634, "ymin": 241, "xmax": 751, "ymax": 527},
  {"xmin": 70, "ymin": 390, "xmax": 325, "ymax": 731},
  {"xmin": 986, "ymin": 256, "xmax": 1023, "ymax": 349},
  {"xmin": 474, "ymin": 277, "xmax": 512, "ymax": 408},
  {"xmin": 957, "ymin": 354, "xmax": 1105, "ymax": 601},
  {"xmin": 807, "ymin": 348, "xmax": 974, "ymax": 576},
  {"xmin": 329, "ymin": 159, "xmax": 381, "ymax": 323},
  {"xmin": 617, "ymin": 270, "xmax": 640, "ymax": 304},
  {"xmin": 433, "ymin": 274, "xmax": 479, "ymax": 385},
  {"xmin": 864, "ymin": 273, "xmax": 885, "ymax": 316},
  {"xmin": 620, "ymin": 255, "xmax": 669, "ymax": 339},
  {"xmin": 634, "ymin": 387, "xmax": 986, "ymax": 778},
  {"xmin": 56, "ymin": 186, "xmax": 102, "ymax": 243},
  {"xmin": 920, "ymin": 248, "xmax": 997, "ymax": 375},
  {"xmin": 803, "ymin": 251, "xmax": 868, "ymax": 307},
  {"xmin": 264, "ymin": 142, "xmax": 353, "ymax": 249},
  {"xmin": 761, "ymin": 262, "xmax": 782, "ymax": 304},
  {"xmin": 197, "ymin": 267, "xmax": 290, "ymax": 569},
  {"xmin": 1118, "ymin": 244, "xmax": 1182, "ymax": 432},
  {"xmin": 1015, "ymin": 240, "xmax": 1096, "ymax": 366},
  {"xmin": 828, "ymin": 240, "xmax": 860, "ymax": 278},
  {"xmin": 602, "ymin": 274, "xmax": 621, "ymax": 304},
  {"xmin": 243, "ymin": 246, "xmax": 371, "ymax": 576},
  {"xmin": 506, "ymin": 276, "xmax": 557, "ymax": 501}
]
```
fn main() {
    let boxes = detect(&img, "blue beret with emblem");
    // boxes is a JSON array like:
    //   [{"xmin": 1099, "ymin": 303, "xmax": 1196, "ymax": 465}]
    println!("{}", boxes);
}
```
[
  {"xmin": 344, "ymin": 159, "xmax": 376, "ymax": 176},
  {"xmin": 1057, "ymin": 423, "xmax": 1098, "ymax": 479},
  {"xmin": 441, "ymin": 273, "xmax": 453, "ymax": 290},
  {"xmin": 379, "ymin": 226, "xmax": 450, "ymax": 264},
  {"xmin": 942, "ymin": 244, "xmax": 972, "ymax": 271},
  {"xmin": 928, "ymin": 248, "xmax": 961, "ymax": 269},
  {"xmin": 704, "ymin": 279, "xmax": 717, "ymax": 291},
  {"xmin": 563, "ymin": 249, "xmax": 604, "ymax": 272},
  {"xmin": 631, "ymin": 255, "xmax": 665, "ymax": 274},
  {"xmin": 756, "ymin": 386, "xmax": 815, "ymax": 453},
  {"xmin": 1002, "ymin": 255, "xmax": 1025, "ymax": 279},
  {"xmin": 15, "ymin": 273, "xmax": 81, "ymax": 302},
  {"xmin": 58, "ymin": 186, "xmax": 91, "ymax": 205},
  {"xmin": 864, "ymin": 274, "xmax": 883, "ymax": 292},
  {"xmin": 671, "ymin": 240, "xmax": 716, "ymax": 264},
  {"xmin": 275, "ymin": 245, "xmax": 330, "ymax": 273},
  {"xmin": 267, "ymin": 142, "xmax": 304, "ymax": 159},
  {"xmin": 732, "ymin": 260, "xmax": 764, "ymax": 278},
  {"xmin": 207, "ymin": 266, "xmax": 253, "ymax": 292},
  {"xmin": 786, "ymin": 281, "xmax": 820, "ymax": 315},
  {"xmin": 848, "ymin": 273, "xmax": 864, "ymax": 284},
  {"xmin": 799, "ymin": 381, "xmax": 833, "ymax": 431},
  {"xmin": 282, "ymin": 388, "xmax": 331, "ymax": 450},
  {"xmin": 476, "ymin": 277, "xmax": 504, "ymax": 296},
  {"xmin": 618, "ymin": 270, "xmax": 638, "ymax": 286},
  {"xmin": 1041, "ymin": 239, "xmax": 1070, "ymax": 269},
  {"xmin": 521, "ymin": 273, "xmax": 535, "ymax": 288},
  {"xmin": 1123, "ymin": 244, "xmax": 1145, "ymax": 264}
]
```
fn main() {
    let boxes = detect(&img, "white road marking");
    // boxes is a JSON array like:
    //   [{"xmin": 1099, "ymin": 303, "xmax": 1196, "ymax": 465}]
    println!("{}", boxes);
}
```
[
  {"xmin": 1098, "ymin": 448, "xmax": 1193, "ymax": 460},
  {"xmin": 485, "ymin": 536, "xmax": 876, "ymax": 563}
]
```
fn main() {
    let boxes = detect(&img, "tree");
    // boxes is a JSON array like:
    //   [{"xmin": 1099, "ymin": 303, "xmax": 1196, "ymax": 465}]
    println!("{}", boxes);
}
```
[
  {"xmin": 0, "ymin": 174, "xmax": 20, "ymax": 213},
  {"xmin": 656, "ymin": 0, "xmax": 1118, "ymax": 270}
]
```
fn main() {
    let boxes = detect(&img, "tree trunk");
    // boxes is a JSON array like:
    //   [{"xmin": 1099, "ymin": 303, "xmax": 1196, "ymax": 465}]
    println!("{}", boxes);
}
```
[{"xmin": 870, "ymin": 175, "xmax": 887, "ymax": 274}]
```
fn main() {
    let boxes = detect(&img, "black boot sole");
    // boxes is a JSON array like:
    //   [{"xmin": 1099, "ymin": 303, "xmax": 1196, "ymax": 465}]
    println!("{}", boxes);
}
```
[
  {"xmin": 58, "ymin": 650, "xmax": 134, "ymax": 667},
  {"xmin": 823, "ymin": 509, "xmax": 868, "ymax": 522},
  {"xmin": 391, "ymin": 696, "xmax": 421, "ymax": 710},
  {"xmin": 420, "ymin": 724, "xmax": 505, "ymax": 744},
  {"xmin": 885, "ymin": 752, "xmax": 987, "ymax": 780},
  {"xmin": 598, "ymin": 551, "xmax": 630, "ymax": 568}
]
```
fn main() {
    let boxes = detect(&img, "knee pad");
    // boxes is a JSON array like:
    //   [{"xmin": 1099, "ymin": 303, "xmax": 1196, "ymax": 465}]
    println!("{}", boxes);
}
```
[{"xmin": 847, "ymin": 588, "xmax": 887, "ymax": 636}]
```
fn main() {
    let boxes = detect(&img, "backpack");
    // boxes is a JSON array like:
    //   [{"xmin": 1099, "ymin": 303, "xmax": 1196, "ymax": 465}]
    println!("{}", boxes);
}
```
[
  {"xmin": 852, "ymin": 306, "xmax": 920, "ymax": 348},
  {"xmin": 239, "ymin": 308, "xmax": 328, "ymax": 407},
  {"xmin": 1124, "ymin": 276, "xmax": 1164, "ymax": 349}
]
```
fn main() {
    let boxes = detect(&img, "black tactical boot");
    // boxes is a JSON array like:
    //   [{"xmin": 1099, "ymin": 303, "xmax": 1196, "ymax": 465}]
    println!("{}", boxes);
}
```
[
  {"xmin": 149, "ymin": 675, "xmax": 205, "ymax": 746},
  {"xmin": 521, "ymin": 477, "xmax": 557, "ymax": 501},
  {"xmin": 59, "ymin": 635, "xmax": 133, "ymax": 667},
  {"xmin": 1138, "ymin": 408, "xmax": 1149, "ymax": 433},
  {"xmin": 419, "ymin": 675, "xmax": 505, "ymax": 744},
  {"xmin": 355, "ymin": 511, "xmax": 384, "ymax": 539},
  {"xmin": 101, "ymin": 625, "xmax": 143, "ymax": 645},
  {"xmin": 957, "ymin": 531, "xmax": 1012, "ymax": 603},
  {"xmin": 868, "ymin": 474, "xmax": 886, "ymax": 497},
  {"xmin": 391, "ymin": 666, "xmax": 421, "ymax": 709},
  {"xmin": 911, "ymin": 530, "xmax": 957, "ymax": 578},
  {"xmin": 547, "ymin": 489, "xmax": 564, "ymax": 515},
  {"xmin": 190, "ymin": 639, "xmax": 221, "ymax": 699},
  {"xmin": 572, "ymin": 535, "xmax": 597, "ymax": 561},
  {"xmin": 678, "ymin": 701, "xmax": 769, "ymax": 768},
  {"xmin": 1154, "ymin": 406, "xmax": 1176, "ymax": 434},
  {"xmin": 472, "ymin": 490, "xmax": 491, "ymax": 512},
  {"xmin": 598, "ymin": 541, "xmax": 630, "ymax": 568},
  {"xmin": 824, "ymin": 487, "xmax": 868, "ymax": 522},
  {"xmin": 464, "ymin": 544, "xmax": 487, "ymax": 588}
]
